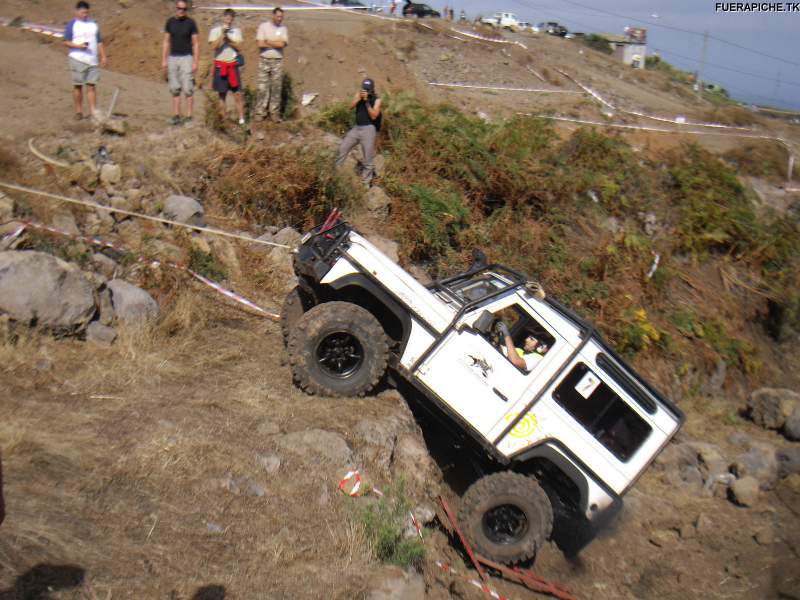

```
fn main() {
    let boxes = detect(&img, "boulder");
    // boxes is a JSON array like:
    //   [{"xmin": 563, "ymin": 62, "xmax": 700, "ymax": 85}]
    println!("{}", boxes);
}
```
[
  {"xmin": 685, "ymin": 441, "xmax": 728, "ymax": 482},
  {"xmin": 366, "ymin": 566, "xmax": 425, "ymax": 600},
  {"xmin": 273, "ymin": 429, "xmax": 353, "ymax": 468},
  {"xmin": 366, "ymin": 186, "xmax": 391, "ymax": 220},
  {"xmin": 368, "ymin": 234, "xmax": 399, "ymax": 262},
  {"xmin": 729, "ymin": 476, "xmax": 760, "ymax": 507},
  {"xmin": 86, "ymin": 322, "xmax": 117, "ymax": 346},
  {"xmin": 731, "ymin": 443, "xmax": 778, "ymax": 490},
  {"xmin": 0, "ymin": 250, "xmax": 95, "ymax": 330},
  {"xmin": 373, "ymin": 153, "xmax": 386, "ymax": 177},
  {"xmin": 91, "ymin": 253, "xmax": 118, "ymax": 279},
  {"xmin": 107, "ymin": 279, "xmax": 159, "ymax": 324},
  {"xmin": 97, "ymin": 286, "xmax": 115, "ymax": 325},
  {"xmin": 102, "ymin": 118, "xmax": 128, "ymax": 136},
  {"xmin": 272, "ymin": 226, "xmax": 302, "ymax": 248},
  {"xmin": 99, "ymin": 163, "xmax": 122, "ymax": 186},
  {"xmin": 777, "ymin": 447, "xmax": 800, "ymax": 479},
  {"xmin": 776, "ymin": 474, "xmax": 800, "ymax": 517},
  {"xmin": 256, "ymin": 454, "xmax": 281, "ymax": 474},
  {"xmin": 747, "ymin": 388, "xmax": 800, "ymax": 430},
  {"xmin": 162, "ymin": 194, "xmax": 205, "ymax": 227},
  {"xmin": 783, "ymin": 405, "xmax": 800, "ymax": 441},
  {"xmin": 51, "ymin": 211, "xmax": 80, "ymax": 236}
]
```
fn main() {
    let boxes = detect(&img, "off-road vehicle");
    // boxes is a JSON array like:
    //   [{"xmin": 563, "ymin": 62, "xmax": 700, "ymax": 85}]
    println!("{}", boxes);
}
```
[{"xmin": 284, "ymin": 217, "xmax": 684, "ymax": 564}]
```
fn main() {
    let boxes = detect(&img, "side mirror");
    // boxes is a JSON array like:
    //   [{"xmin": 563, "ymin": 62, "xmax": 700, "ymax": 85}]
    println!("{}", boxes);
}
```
[{"xmin": 472, "ymin": 310, "xmax": 495, "ymax": 334}]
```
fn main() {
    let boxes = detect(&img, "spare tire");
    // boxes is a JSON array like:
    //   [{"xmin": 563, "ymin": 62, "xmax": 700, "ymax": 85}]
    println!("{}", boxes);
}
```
[
  {"xmin": 288, "ymin": 301, "xmax": 388, "ymax": 397},
  {"xmin": 459, "ymin": 472, "xmax": 553, "ymax": 565}
]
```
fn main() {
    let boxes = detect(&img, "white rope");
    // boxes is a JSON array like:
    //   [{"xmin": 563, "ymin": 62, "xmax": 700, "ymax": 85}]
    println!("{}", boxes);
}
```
[
  {"xmin": 0, "ymin": 181, "xmax": 293, "ymax": 249},
  {"xmin": 28, "ymin": 139, "xmax": 70, "ymax": 168}
]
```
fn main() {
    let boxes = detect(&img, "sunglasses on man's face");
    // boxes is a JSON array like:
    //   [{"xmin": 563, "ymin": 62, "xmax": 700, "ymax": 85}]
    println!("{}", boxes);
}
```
[{"xmin": 177, "ymin": 6, "xmax": 188, "ymax": 11}]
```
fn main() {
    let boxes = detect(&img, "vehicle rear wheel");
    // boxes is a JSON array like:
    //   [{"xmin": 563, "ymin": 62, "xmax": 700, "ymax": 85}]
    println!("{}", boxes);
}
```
[
  {"xmin": 288, "ymin": 301, "xmax": 388, "ymax": 397},
  {"xmin": 458, "ymin": 472, "xmax": 553, "ymax": 565},
  {"xmin": 281, "ymin": 286, "xmax": 314, "ymax": 347}
]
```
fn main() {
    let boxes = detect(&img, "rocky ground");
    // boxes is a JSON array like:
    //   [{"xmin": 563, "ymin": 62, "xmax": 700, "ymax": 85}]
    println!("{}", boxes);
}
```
[{"xmin": 1, "ymin": 2, "xmax": 800, "ymax": 599}]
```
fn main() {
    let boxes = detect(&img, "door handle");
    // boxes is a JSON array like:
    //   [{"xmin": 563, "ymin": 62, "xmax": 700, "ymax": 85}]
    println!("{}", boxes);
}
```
[{"xmin": 493, "ymin": 388, "xmax": 508, "ymax": 402}]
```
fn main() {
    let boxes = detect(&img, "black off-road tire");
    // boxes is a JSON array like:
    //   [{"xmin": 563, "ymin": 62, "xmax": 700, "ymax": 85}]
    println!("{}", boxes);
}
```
[
  {"xmin": 281, "ymin": 286, "xmax": 314, "ymax": 347},
  {"xmin": 458, "ymin": 472, "xmax": 553, "ymax": 565},
  {"xmin": 288, "ymin": 301, "xmax": 388, "ymax": 397}
]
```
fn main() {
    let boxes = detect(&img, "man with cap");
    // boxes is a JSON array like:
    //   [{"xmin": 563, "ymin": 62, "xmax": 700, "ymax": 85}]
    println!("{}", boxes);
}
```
[{"xmin": 335, "ymin": 78, "xmax": 382, "ymax": 186}]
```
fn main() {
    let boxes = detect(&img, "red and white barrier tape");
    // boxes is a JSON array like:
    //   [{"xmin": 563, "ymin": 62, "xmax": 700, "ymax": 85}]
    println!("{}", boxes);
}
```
[
  {"xmin": 1, "ymin": 220, "xmax": 281, "ymax": 320},
  {"xmin": 450, "ymin": 28, "xmax": 527, "ymax": 50},
  {"xmin": 0, "ymin": 18, "xmax": 64, "ymax": 38},
  {"xmin": 554, "ymin": 68, "xmax": 758, "ymax": 131},
  {"xmin": 429, "ymin": 82, "xmax": 582, "ymax": 94},
  {"xmin": 436, "ymin": 561, "xmax": 510, "ymax": 600},
  {"xmin": 337, "ymin": 469, "xmax": 384, "ymax": 497}
]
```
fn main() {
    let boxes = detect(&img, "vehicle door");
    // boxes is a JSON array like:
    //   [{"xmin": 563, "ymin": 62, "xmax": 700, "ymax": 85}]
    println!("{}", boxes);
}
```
[{"xmin": 415, "ymin": 293, "xmax": 568, "ymax": 439}]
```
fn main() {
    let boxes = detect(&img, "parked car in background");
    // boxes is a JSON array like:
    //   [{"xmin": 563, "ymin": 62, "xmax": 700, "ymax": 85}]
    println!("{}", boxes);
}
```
[
  {"xmin": 481, "ymin": 11, "xmax": 523, "ymax": 31},
  {"xmin": 331, "ymin": 0, "xmax": 383, "ymax": 11},
  {"xmin": 403, "ymin": 1, "xmax": 440, "ymax": 17},
  {"xmin": 538, "ymin": 21, "xmax": 568, "ymax": 36}
]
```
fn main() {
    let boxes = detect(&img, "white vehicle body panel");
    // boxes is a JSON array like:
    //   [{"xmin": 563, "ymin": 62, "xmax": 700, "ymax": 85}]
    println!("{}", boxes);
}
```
[{"xmin": 344, "ymin": 233, "xmax": 454, "ymax": 333}]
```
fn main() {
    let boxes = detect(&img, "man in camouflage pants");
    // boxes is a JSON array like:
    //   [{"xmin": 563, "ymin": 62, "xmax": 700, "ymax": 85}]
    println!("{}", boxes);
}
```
[{"xmin": 255, "ymin": 7, "xmax": 288, "ymax": 122}]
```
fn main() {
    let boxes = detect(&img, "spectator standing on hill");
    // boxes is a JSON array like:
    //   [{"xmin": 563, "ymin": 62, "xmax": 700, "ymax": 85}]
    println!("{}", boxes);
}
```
[
  {"xmin": 335, "ymin": 78, "xmax": 382, "ymax": 186},
  {"xmin": 162, "ymin": 0, "xmax": 199, "ymax": 125},
  {"xmin": 255, "ymin": 8, "xmax": 289, "ymax": 123},
  {"xmin": 63, "ymin": 1, "xmax": 107, "ymax": 121},
  {"xmin": 209, "ymin": 8, "xmax": 245, "ymax": 125}
]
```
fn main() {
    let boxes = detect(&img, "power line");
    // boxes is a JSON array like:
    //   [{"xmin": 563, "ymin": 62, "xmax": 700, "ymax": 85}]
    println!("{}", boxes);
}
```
[
  {"xmin": 555, "ymin": 0, "xmax": 800, "ymax": 68},
  {"xmin": 651, "ymin": 47, "xmax": 800, "ymax": 88}
]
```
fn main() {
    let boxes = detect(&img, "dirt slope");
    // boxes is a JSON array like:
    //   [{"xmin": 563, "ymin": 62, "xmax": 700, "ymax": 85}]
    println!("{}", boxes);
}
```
[{"xmin": 1, "ymin": 2, "xmax": 799, "ymax": 599}]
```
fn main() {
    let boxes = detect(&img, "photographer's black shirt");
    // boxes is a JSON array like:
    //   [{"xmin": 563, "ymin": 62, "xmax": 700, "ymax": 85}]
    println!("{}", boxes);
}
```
[
  {"xmin": 165, "ymin": 16, "xmax": 198, "ymax": 56},
  {"xmin": 355, "ymin": 96, "xmax": 379, "ymax": 127}
]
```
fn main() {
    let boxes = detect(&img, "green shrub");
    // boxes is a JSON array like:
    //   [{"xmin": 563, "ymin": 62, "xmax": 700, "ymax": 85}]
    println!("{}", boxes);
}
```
[
  {"xmin": 189, "ymin": 249, "xmax": 226, "ymax": 281},
  {"xmin": 581, "ymin": 34, "xmax": 613, "ymax": 54},
  {"xmin": 317, "ymin": 101, "xmax": 353, "ymax": 136},
  {"xmin": 357, "ymin": 480, "xmax": 425, "ymax": 569}
]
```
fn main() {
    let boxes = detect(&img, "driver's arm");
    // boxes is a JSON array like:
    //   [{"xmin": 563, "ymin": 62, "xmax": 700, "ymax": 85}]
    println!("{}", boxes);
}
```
[{"xmin": 504, "ymin": 335, "xmax": 527, "ymax": 370}]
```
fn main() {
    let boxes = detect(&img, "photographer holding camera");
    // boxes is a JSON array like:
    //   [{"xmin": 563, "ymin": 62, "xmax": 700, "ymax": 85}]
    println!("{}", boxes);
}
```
[
  {"xmin": 208, "ymin": 8, "xmax": 245, "ymax": 124},
  {"xmin": 335, "ymin": 78, "xmax": 383, "ymax": 186},
  {"xmin": 63, "ymin": 1, "xmax": 107, "ymax": 121}
]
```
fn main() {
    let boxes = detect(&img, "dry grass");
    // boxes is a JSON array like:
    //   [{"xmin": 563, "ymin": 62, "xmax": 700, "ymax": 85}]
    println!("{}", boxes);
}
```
[{"xmin": 702, "ymin": 105, "xmax": 759, "ymax": 127}]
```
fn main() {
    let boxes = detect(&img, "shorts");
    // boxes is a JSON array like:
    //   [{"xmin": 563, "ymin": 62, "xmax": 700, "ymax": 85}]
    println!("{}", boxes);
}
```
[
  {"xmin": 69, "ymin": 57, "xmax": 99, "ymax": 86},
  {"xmin": 212, "ymin": 63, "xmax": 241, "ymax": 94},
  {"xmin": 168, "ymin": 55, "xmax": 194, "ymax": 97}
]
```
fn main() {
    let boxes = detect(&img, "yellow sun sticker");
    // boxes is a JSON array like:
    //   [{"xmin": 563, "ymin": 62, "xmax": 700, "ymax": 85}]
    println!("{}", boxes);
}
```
[{"xmin": 505, "ymin": 412, "xmax": 538, "ymax": 439}]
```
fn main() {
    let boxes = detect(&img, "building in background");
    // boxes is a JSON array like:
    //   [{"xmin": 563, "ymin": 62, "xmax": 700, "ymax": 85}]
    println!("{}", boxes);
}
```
[{"xmin": 602, "ymin": 27, "xmax": 647, "ymax": 69}]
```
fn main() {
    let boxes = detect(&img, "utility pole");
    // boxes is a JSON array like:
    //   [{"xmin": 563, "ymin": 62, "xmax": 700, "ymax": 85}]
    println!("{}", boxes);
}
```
[
  {"xmin": 773, "ymin": 71, "xmax": 782, "ymax": 105},
  {"xmin": 697, "ymin": 30, "xmax": 709, "ymax": 97}
]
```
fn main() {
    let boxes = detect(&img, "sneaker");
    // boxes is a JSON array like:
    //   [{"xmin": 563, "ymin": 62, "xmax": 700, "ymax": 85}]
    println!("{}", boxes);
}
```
[
  {"xmin": 170, "ymin": 115, "xmax": 181, "ymax": 126},
  {"xmin": 238, "ymin": 117, "xmax": 246, "ymax": 125},
  {"xmin": 183, "ymin": 116, "xmax": 193, "ymax": 125},
  {"xmin": 74, "ymin": 113, "xmax": 83, "ymax": 121}
]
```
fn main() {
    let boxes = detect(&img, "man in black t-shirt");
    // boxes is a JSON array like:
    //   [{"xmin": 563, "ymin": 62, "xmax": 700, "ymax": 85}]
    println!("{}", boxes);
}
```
[
  {"xmin": 161, "ymin": 0, "xmax": 199, "ymax": 125},
  {"xmin": 335, "ymin": 78, "xmax": 383, "ymax": 186}
]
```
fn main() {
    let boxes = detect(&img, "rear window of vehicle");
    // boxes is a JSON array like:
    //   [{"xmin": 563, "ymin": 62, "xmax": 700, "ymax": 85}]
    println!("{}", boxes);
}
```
[{"xmin": 553, "ymin": 363, "xmax": 652, "ymax": 462}]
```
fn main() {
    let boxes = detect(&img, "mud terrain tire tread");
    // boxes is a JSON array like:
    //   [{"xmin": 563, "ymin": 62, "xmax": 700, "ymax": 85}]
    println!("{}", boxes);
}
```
[
  {"xmin": 288, "ymin": 301, "xmax": 388, "ymax": 397},
  {"xmin": 459, "ymin": 471, "xmax": 553, "ymax": 565},
  {"xmin": 281, "ymin": 286, "xmax": 313, "ymax": 346}
]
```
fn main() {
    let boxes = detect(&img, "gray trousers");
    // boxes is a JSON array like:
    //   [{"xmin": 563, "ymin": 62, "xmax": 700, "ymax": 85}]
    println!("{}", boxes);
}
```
[{"xmin": 336, "ymin": 124, "xmax": 376, "ymax": 181}]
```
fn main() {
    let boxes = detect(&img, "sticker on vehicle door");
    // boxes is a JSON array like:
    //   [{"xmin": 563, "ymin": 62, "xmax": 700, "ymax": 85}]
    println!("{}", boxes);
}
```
[{"xmin": 575, "ymin": 370, "xmax": 601, "ymax": 399}]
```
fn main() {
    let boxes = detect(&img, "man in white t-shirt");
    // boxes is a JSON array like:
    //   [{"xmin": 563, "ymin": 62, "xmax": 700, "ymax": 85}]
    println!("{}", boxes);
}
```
[
  {"xmin": 255, "ymin": 7, "xmax": 289, "ymax": 122},
  {"xmin": 208, "ymin": 8, "xmax": 245, "ymax": 124},
  {"xmin": 63, "ymin": 1, "xmax": 107, "ymax": 120}
]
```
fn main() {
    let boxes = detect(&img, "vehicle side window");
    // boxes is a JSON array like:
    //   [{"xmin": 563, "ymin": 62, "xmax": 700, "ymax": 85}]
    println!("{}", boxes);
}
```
[{"xmin": 553, "ymin": 362, "xmax": 652, "ymax": 462}]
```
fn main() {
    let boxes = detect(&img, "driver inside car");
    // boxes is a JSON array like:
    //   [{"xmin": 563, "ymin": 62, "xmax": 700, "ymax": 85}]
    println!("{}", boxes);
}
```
[{"xmin": 496, "ymin": 322, "xmax": 547, "ymax": 372}]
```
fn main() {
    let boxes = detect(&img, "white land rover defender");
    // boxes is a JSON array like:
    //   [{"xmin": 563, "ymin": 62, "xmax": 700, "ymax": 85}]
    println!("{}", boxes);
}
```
[{"xmin": 284, "ymin": 218, "xmax": 684, "ymax": 565}]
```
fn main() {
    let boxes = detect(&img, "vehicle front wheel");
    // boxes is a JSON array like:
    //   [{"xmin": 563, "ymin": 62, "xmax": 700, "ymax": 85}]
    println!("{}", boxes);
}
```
[
  {"xmin": 458, "ymin": 472, "xmax": 553, "ymax": 565},
  {"xmin": 288, "ymin": 301, "xmax": 388, "ymax": 397}
]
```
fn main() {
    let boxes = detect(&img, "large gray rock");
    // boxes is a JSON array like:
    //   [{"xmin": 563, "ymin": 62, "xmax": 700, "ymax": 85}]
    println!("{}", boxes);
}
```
[
  {"xmin": 366, "ymin": 566, "xmax": 425, "ymax": 600},
  {"xmin": 368, "ymin": 234, "xmax": 400, "ymax": 263},
  {"xmin": 729, "ymin": 476, "xmax": 760, "ymax": 507},
  {"xmin": 86, "ymin": 322, "xmax": 117, "ymax": 346},
  {"xmin": 0, "ymin": 250, "xmax": 95, "ymax": 330},
  {"xmin": 777, "ymin": 447, "xmax": 800, "ymax": 479},
  {"xmin": 162, "ymin": 195, "xmax": 205, "ymax": 227},
  {"xmin": 273, "ymin": 429, "xmax": 353, "ymax": 468},
  {"xmin": 783, "ymin": 405, "xmax": 800, "ymax": 441},
  {"xmin": 107, "ymin": 279, "xmax": 159, "ymax": 324},
  {"xmin": 51, "ymin": 211, "xmax": 80, "ymax": 236},
  {"xmin": 99, "ymin": 163, "xmax": 122, "ymax": 186},
  {"xmin": 272, "ymin": 226, "xmax": 302, "ymax": 248},
  {"xmin": 732, "ymin": 443, "xmax": 778, "ymax": 490},
  {"xmin": 747, "ymin": 388, "xmax": 800, "ymax": 430}
]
